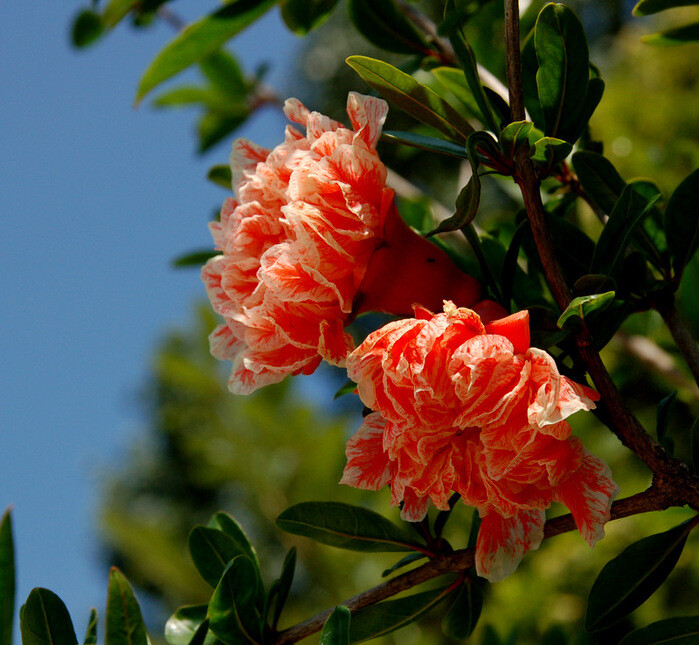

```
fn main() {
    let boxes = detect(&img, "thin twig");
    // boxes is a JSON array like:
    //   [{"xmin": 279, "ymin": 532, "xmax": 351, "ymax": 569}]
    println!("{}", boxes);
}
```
[{"xmin": 504, "ymin": 0, "xmax": 525, "ymax": 122}]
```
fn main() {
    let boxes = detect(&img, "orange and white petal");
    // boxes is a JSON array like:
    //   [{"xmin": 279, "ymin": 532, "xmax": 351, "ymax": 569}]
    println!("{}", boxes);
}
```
[
  {"xmin": 475, "ymin": 509, "xmax": 546, "ymax": 582},
  {"xmin": 346, "ymin": 92, "xmax": 389, "ymax": 149},
  {"xmin": 554, "ymin": 449, "xmax": 620, "ymax": 547},
  {"xmin": 230, "ymin": 138, "xmax": 270, "ymax": 190},
  {"xmin": 399, "ymin": 487, "xmax": 431, "ymax": 522},
  {"xmin": 318, "ymin": 319, "xmax": 354, "ymax": 366},
  {"xmin": 340, "ymin": 413, "xmax": 393, "ymax": 491}
]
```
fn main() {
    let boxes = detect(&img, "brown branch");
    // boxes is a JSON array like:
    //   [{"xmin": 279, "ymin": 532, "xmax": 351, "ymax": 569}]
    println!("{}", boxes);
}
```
[
  {"xmin": 504, "ymin": 0, "xmax": 525, "ymax": 122},
  {"xmin": 656, "ymin": 298, "xmax": 699, "ymax": 388},
  {"xmin": 271, "ymin": 489, "xmax": 684, "ymax": 644}
]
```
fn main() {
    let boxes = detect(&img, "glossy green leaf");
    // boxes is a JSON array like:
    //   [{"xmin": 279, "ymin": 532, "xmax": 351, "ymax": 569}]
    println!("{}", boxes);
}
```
[
  {"xmin": 173, "ymin": 250, "xmax": 218, "ymax": 269},
  {"xmin": 431, "ymin": 67, "xmax": 485, "ymax": 123},
  {"xmin": 0, "ymin": 509, "xmax": 14, "ymax": 645},
  {"xmin": 189, "ymin": 525, "xmax": 254, "ymax": 589},
  {"xmin": 586, "ymin": 518, "xmax": 698, "ymax": 631},
  {"xmin": 208, "ymin": 165, "xmax": 233, "ymax": 190},
  {"xmin": 152, "ymin": 87, "xmax": 229, "ymax": 110},
  {"xmin": 136, "ymin": 0, "xmax": 277, "ymax": 102},
  {"xmin": 447, "ymin": 30, "xmax": 500, "ymax": 133},
  {"xmin": 499, "ymin": 121, "xmax": 534, "ymax": 159},
  {"xmin": 591, "ymin": 184, "xmax": 662, "ymax": 276},
  {"xmin": 643, "ymin": 21, "xmax": 699, "ymax": 44},
  {"xmin": 319, "ymin": 606, "xmax": 350, "ymax": 645},
  {"xmin": 105, "ymin": 568, "xmax": 148, "ymax": 645},
  {"xmin": 165, "ymin": 606, "xmax": 210, "ymax": 645},
  {"xmin": 209, "ymin": 512, "xmax": 260, "ymax": 572},
  {"xmin": 633, "ymin": 0, "xmax": 699, "ymax": 16},
  {"xmin": 349, "ymin": 586, "xmax": 452, "ymax": 641},
  {"xmin": 271, "ymin": 547, "xmax": 296, "ymax": 630},
  {"xmin": 563, "ymin": 76, "xmax": 605, "ymax": 144},
  {"xmin": 348, "ymin": 0, "xmax": 428, "ymax": 54},
  {"xmin": 346, "ymin": 56, "xmax": 474, "ymax": 143},
  {"xmin": 102, "ymin": 0, "xmax": 137, "ymax": 28},
  {"xmin": 656, "ymin": 392, "xmax": 677, "ymax": 455},
  {"xmin": 557, "ymin": 292, "xmax": 616, "ymax": 331},
  {"xmin": 665, "ymin": 169, "xmax": 699, "ymax": 276},
  {"xmin": 572, "ymin": 151, "xmax": 625, "ymax": 214},
  {"xmin": 83, "ymin": 609, "xmax": 97, "ymax": 645},
  {"xmin": 428, "ymin": 172, "xmax": 481, "ymax": 236},
  {"xmin": 21, "ymin": 588, "xmax": 78, "ymax": 645},
  {"xmin": 620, "ymin": 616, "xmax": 699, "ymax": 644},
  {"xmin": 381, "ymin": 130, "xmax": 469, "ymax": 159},
  {"xmin": 199, "ymin": 51, "xmax": 248, "ymax": 97},
  {"xmin": 442, "ymin": 575, "xmax": 486, "ymax": 639},
  {"xmin": 276, "ymin": 502, "xmax": 423, "ymax": 552},
  {"xmin": 333, "ymin": 380, "xmax": 357, "ymax": 400},
  {"xmin": 381, "ymin": 553, "xmax": 427, "ymax": 578},
  {"xmin": 71, "ymin": 10, "xmax": 104, "ymax": 48},
  {"xmin": 535, "ymin": 3, "xmax": 590, "ymax": 141},
  {"xmin": 530, "ymin": 136, "xmax": 572, "ymax": 168},
  {"xmin": 521, "ymin": 31, "xmax": 545, "ymax": 129},
  {"xmin": 281, "ymin": 0, "xmax": 340, "ymax": 36},
  {"xmin": 208, "ymin": 556, "xmax": 262, "ymax": 645}
]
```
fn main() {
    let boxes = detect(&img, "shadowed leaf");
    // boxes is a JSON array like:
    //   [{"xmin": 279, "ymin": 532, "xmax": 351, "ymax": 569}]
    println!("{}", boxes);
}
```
[
  {"xmin": 319, "ymin": 606, "xmax": 350, "ymax": 645},
  {"xmin": 21, "ymin": 588, "xmax": 78, "ymax": 645}
]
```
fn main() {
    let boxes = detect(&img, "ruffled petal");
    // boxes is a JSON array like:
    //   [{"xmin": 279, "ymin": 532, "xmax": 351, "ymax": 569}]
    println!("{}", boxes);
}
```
[
  {"xmin": 346, "ymin": 91, "xmax": 388, "ymax": 149},
  {"xmin": 340, "ymin": 413, "xmax": 393, "ymax": 490}
]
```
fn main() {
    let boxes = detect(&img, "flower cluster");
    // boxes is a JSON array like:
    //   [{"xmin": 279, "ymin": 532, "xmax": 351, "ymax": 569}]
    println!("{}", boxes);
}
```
[
  {"xmin": 202, "ymin": 93, "xmax": 479, "ymax": 394},
  {"xmin": 341, "ymin": 302, "xmax": 620, "ymax": 581}
]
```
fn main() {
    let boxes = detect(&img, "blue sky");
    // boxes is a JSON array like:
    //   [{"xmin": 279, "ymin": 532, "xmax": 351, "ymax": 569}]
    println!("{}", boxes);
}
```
[{"xmin": 0, "ymin": 2, "xmax": 297, "ymax": 630}]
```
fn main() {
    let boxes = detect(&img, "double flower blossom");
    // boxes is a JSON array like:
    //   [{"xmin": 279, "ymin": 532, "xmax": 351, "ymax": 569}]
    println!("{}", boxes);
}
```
[{"xmin": 202, "ymin": 93, "xmax": 619, "ymax": 582}]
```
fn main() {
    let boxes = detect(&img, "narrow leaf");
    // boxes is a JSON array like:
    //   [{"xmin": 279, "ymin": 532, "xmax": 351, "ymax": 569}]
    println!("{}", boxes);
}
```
[
  {"xmin": 591, "ymin": 184, "xmax": 662, "ymax": 276},
  {"xmin": 348, "ymin": 0, "xmax": 429, "ymax": 54},
  {"xmin": 83, "ymin": 610, "xmax": 97, "ymax": 645},
  {"xmin": 586, "ymin": 518, "xmax": 698, "ymax": 631},
  {"xmin": 642, "ymin": 22, "xmax": 699, "ymax": 45},
  {"xmin": 333, "ymin": 380, "xmax": 357, "ymax": 400},
  {"xmin": 276, "ymin": 502, "xmax": 423, "ymax": 552},
  {"xmin": 136, "ymin": 0, "xmax": 277, "ymax": 102},
  {"xmin": 620, "ymin": 615, "xmax": 699, "ymax": 644},
  {"xmin": 431, "ymin": 66, "xmax": 486, "ymax": 123},
  {"xmin": 281, "ymin": 0, "xmax": 340, "ymax": 36},
  {"xmin": 173, "ymin": 251, "xmax": 218, "ymax": 269},
  {"xmin": 0, "ymin": 510, "xmax": 15, "ymax": 645},
  {"xmin": 272, "ymin": 547, "xmax": 296, "ymax": 629},
  {"xmin": 165, "ymin": 605, "xmax": 208, "ymax": 645},
  {"xmin": 105, "ymin": 568, "xmax": 148, "ymax": 645},
  {"xmin": 656, "ymin": 392, "xmax": 677, "ymax": 455},
  {"xmin": 21, "ymin": 589, "xmax": 78, "ymax": 645},
  {"xmin": 349, "ymin": 586, "xmax": 452, "ymax": 641},
  {"xmin": 381, "ymin": 130, "xmax": 469, "ymax": 159},
  {"xmin": 103, "ymin": 0, "xmax": 137, "ymax": 28},
  {"xmin": 441, "ymin": 576, "xmax": 486, "ymax": 639},
  {"xmin": 382, "ymin": 553, "xmax": 427, "ymax": 578},
  {"xmin": 557, "ymin": 292, "xmax": 616, "ymax": 331},
  {"xmin": 208, "ymin": 556, "xmax": 262, "ymax": 645},
  {"xmin": 319, "ymin": 606, "xmax": 350, "ymax": 645},
  {"xmin": 633, "ymin": 0, "xmax": 699, "ymax": 17},
  {"xmin": 535, "ymin": 3, "xmax": 590, "ymax": 141},
  {"xmin": 427, "ymin": 172, "xmax": 481, "ymax": 236},
  {"xmin": 665, "ymin": 169, "xmax": 699, "ymax": 277},
  {"xmin": 346, "ymin": 56, "xmax": 474, "ymax": 142}
]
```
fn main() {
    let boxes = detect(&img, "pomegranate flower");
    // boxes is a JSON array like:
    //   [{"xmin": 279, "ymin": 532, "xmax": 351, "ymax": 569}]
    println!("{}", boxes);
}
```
[
  {"xmin": 203, "ymin": 93, "xmax": 480, "ymax": 394},
  {"xmin": 342, "ymin": 302, "xmax": 619, "ymax": 582}
]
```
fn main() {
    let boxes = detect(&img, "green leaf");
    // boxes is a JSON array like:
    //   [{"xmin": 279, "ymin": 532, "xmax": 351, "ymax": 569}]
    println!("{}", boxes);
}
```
[
  {"xmin": 591, "ymin": 184, "xmax": 662, "ymax": 276},
  {"xmin": 643, "ymin": 21, "xmax": 699, "ymax": 45},
  {"xmin": 189, "ymin": 526, "xmax": 254, "ymax": 588},
  {"xmin": 447, "ymin": 31, "xmax": 500, "ymax": 133},
  {"xmin": 165, "ymin": 606, "xmax": 210, "ymax": 645},
  {"xmin": 136, "ymin": 0, "xmax": 277, "ymax": 102},
  {"xmin": 199, "ymin": 50, "xmax": 248, "ymax": 97},
  {"xmin": 557, "ymin": 292, "xmax": 616, "ymax": 331},
  {"xmin": 535, "ymin": 3, "xmax": 590, "ymax": 141},
  {"xmin": 208, "ymin": 512, "xmax": 260, "ymax": 573},
  {"xmin": 621, "ymin": 616, "xmax": 699, "ymax": 644},
  {"xmin": 381, "ymin": 553, "xmax": 427, "ymax": 577},
  {"xmin": 333, "ymin": 380, "xmax": 357, "ymax": 400},
  {"xmin": 83, "ymin": 610, "xmax": 97, "ymax": 645},
  {"xmin": 281, "ymin": 0, "xmax": 340, "ymax": 36},
  {"xmin": 152, "ymin": 87, "xmax": 229, "ymax": 110},
  {"xmin": 665, "ymin": 169, "xmax": 699, "ymax": 277},
  {"xmin": 530, "ymin": 136, "xmax": 572, "ymax": 168},
  {"xmin": 71, "ymin": 10, "xmax": 104, "ymax": 48},
  {"xmin": 442, "ymin": 576, "xmax": 486, "ymax": 639},
  {"xmin": 521, "ymin": 31, "xmax": 545, "ymax": 129},
  {"xmin": 21, "ymin": 589, "xmax": 78, "ymax": 645},
  {"xmin": 431, "ymin": 67, "xmax": 486, "ymax": 123},
  {"xmin": 564, "ymin": 76, "xmax": 605, "ymax": 145},
  {"xmin": 173, "ymin": 250, "xmax": 218, "ymax": 269},
  {"xmin": 656, "ymin": 392, "xmax": 677, "ymax": 455},
  {"xmin": 105, "ymin": 568, "xmax": 148, "ymax": 645},
  {"xmin": 586, "ymin": 518, "xmax": 698, "ymax": 632},
  {"xmin": 271, "ymin": 547, "xmax": 296, "ymax": 630},
  {"xmin": 319, "ymin": 606, "xmax": 350, "ymax": 645},
  {"xmin": 428, "ymin": 172, "xmax": 481, "ymax": 236},
  {"xmin": 381, "ymin": 130, "xmax": 469, "ymax": 159},
  {"xmin": 208, "ymin": 556, "xmax": 262, "ymax": 645},
  {"xmin": 350, "ymin": 586, "xmax": 452, "ymax": 641},
  {"xmin": 348, "ymin": 0, "xmax": 429, "ymax": 54},
  {"xmin": 0, "ymin": 510, "xmax": 14, "ymax": 645},
  {"xmin": 276, "ymin": 502, "xmax": 423, "ymax": 552},
  {"xmin": 197, "ymin": 112, "xmax": 248, "ymax": 153},
  {"xmin": 346, "ymin": 56, "xmax": 474, "ymax": 143},
  {"xmin": 692, "ymin": 418, "xmax": 699, "ymax": 473},
  {"xmin": 572, "ymin": 151, "xmax": 625, "ymax": 214},
  {"xmin": 102, "ymin": 0, "xmax": 137, "ymax": 28},
  {"xmin": 208, "ymin": 165, "xmax": 233, "ymax": 190},
  {"xmin": 633, "ymin": 0, "xmax": 699, "ymax": 16},
  {"xmin": 499, "ymin": 121, "xmax": 534, "ymax": 160}
]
